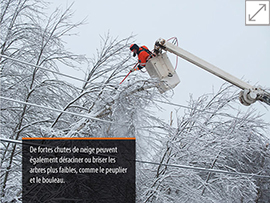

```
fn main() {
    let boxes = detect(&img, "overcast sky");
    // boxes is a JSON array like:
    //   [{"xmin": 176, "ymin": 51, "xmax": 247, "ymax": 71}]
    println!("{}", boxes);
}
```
[{"xmin": 52, "ymin": 0, "xmax": 270, "ymax": 124}]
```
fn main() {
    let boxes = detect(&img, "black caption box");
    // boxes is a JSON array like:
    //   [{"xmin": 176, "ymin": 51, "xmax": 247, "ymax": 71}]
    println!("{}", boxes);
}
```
[{"xmin": 22, "ymin": 138, "xmax": 135, "ymax": 203}]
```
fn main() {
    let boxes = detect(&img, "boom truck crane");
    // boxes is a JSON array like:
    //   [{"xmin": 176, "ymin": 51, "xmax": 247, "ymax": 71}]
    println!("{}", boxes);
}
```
[{"xmin": 138, "ymin": 38, "xmax": 270, "ymax": 106}]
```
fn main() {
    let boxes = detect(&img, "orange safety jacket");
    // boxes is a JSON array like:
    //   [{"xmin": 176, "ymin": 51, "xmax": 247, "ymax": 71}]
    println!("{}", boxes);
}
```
[{"xmin": 134, "ymin": 46, "xmax": 153, "ymax": 71}]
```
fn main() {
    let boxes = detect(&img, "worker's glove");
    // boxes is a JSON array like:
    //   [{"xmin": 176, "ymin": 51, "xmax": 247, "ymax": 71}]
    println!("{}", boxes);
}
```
[{"xmin": 138, "ymin": 64, "xmax": 144, "ymax": 70}]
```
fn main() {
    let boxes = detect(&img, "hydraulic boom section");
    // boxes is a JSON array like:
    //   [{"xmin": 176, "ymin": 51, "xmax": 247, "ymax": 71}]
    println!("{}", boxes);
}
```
[{"xmin": 154, "ymin": 38, "xmax": 270, "ymax": 106}]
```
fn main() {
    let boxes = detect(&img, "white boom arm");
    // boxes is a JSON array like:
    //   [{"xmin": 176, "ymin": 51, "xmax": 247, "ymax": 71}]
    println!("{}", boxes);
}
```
[{"xmin": 154, "ymin": 38, "xmax": 270, "ymax": 106}]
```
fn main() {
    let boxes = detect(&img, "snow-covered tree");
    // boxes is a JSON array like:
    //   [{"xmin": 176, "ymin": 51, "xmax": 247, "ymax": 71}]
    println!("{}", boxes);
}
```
[
  {"xmin": 0, "ymin": 1, "xmax": 166, "ymax": 201},
  {"xmin": 0, "ymin": 0, "xmax": 86, "ymax": 201},
  {"xmin": 140, "ymin": 85, "xmax": 270, "ymax": 203}
]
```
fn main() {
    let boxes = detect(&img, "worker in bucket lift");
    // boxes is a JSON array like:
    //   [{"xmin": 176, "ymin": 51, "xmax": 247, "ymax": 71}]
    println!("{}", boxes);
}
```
[{"xmin": 129, "ymin": 44, "xmax": 154, "ymax": 72}]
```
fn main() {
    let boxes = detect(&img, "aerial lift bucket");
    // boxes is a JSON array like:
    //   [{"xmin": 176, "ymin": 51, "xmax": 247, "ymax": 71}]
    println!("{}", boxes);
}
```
[{"xmin": 145, "ymin": 52, "xmax": 180, "ymax": 93}]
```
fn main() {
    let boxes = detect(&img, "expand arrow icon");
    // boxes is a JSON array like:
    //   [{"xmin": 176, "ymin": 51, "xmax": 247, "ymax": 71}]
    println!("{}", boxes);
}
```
[{"xmin": 249, "ymin": 4, "xmax": 267, "ymax": 21}]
